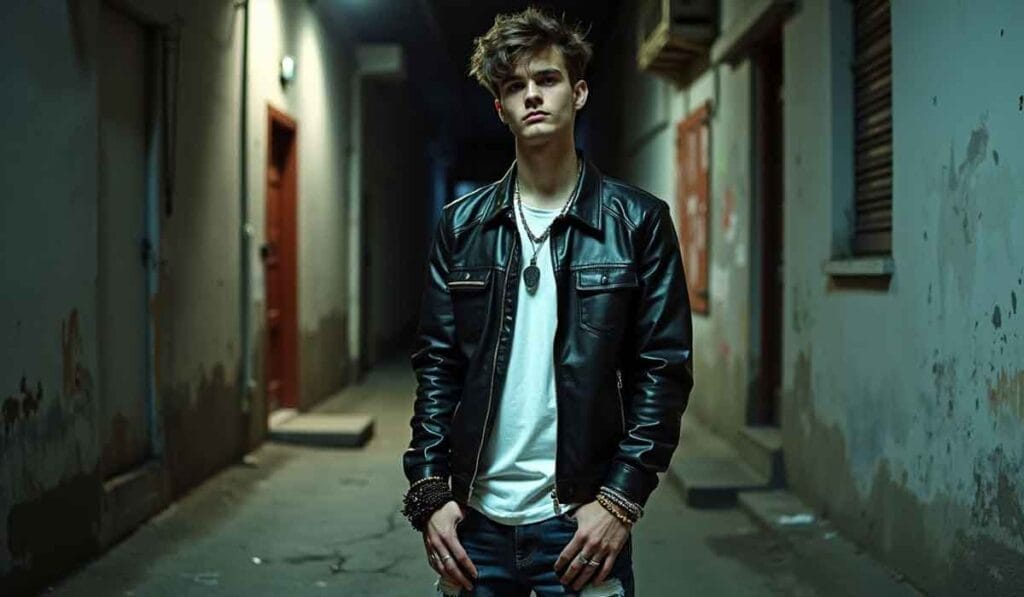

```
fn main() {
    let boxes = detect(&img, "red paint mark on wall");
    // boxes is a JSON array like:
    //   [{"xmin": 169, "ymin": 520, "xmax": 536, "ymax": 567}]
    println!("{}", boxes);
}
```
[
  {"xmin": 988, "ymin": 369, "xmax": 1024, "ymax": 421},
  {"xmin": 722, "ymin": 186, "xmax": 736, "ymax": 234},
  {"xmin": 62, "ymin": 309, "xmax": 91, "ymax": 400}
]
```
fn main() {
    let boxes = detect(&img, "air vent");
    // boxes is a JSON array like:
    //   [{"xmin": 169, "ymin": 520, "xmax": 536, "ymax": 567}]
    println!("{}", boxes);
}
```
[{"xmin": 637, "ymin": 0, "xmax": 717, "ymax": 83}]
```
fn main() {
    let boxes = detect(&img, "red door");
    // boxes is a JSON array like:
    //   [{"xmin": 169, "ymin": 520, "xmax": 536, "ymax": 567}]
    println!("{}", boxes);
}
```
[{"xmin": 264, "ymin": 106, "xmax": 299, "ymax": 411}]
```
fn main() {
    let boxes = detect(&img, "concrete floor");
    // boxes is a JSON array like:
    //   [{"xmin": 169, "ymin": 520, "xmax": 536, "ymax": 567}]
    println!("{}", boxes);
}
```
[{"xmin": 50, "ymin": 361, "xmax": 918, "ymax": 596}]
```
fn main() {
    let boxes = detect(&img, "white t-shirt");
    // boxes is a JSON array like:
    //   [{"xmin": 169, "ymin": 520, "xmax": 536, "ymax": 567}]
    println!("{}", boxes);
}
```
[{"xmin": 468, "ymin": 201, "xmax": 580, "ymax": 525}]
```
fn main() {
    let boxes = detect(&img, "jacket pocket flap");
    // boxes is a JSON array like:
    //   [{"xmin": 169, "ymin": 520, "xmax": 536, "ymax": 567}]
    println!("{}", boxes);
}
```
[
  {"xmin": 575, "ymin": 267, "xmax": 638, "ymax": 291},
  {"xmin": 447, "ymin": 269, "xmax": 492, "ymax": 291}
]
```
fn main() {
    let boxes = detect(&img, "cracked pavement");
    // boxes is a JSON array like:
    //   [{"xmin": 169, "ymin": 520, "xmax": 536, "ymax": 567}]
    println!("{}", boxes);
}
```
[{"xmin": 51, "ymin": 361, "xmax": 909, "ymax": 596}]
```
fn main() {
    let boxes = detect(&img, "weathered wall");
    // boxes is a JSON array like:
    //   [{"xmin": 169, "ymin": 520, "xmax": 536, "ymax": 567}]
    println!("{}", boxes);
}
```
[
  {"xmin": 247, "ymin": 0, "xmax": 357, "ymax": 410},
  {"xmin": 153, "ymin": 0, "xmax": 248, "ymax": 497},
  {"xmin": 781, "ymin": 0, "xmax": 1024, "ymax": 593},
  {"xmin": 0, "ymin": 0, "xmax": 359, "ymax": 591},
  {"xmin": 592, "ymin": 2, "xmax": 755, "ymax": 443},
  {"xmin": 0, "ymin": 0, "xmax": 103, "ymax": 589},
  {"xmin": 597, "ymin": 0, "xmax": 1024, "ymax": 592}
]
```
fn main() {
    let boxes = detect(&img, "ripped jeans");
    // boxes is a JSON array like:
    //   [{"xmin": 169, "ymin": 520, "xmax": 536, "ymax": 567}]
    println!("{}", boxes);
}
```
[{"xmin": 436, "ymin": 505, "xmax": 634, "ymax": 596}]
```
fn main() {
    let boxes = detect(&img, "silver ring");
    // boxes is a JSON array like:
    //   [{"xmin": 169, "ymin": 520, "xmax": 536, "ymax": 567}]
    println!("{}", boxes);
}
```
[
  {"xmin": 441, "ymin": 554, "xmax": 454, "ymax": 563},
  {"xmin": 577, "ymin": 554, "xmax": 592, "ymax": 565},
  {"xmin": 586, "ymin": 559, "xmax": 602, "ymax": 567}
]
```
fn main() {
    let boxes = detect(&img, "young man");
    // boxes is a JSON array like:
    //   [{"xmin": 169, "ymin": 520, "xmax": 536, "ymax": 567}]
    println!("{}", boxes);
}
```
[{"xmin": 402, "ymin": 8, "xmax": 693, "ymax": 596}]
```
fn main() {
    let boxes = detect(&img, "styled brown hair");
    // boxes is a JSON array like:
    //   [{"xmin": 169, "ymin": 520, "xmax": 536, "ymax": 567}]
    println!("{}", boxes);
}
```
[{"xmin": 469, "ymin": 7, "xmax": 593, "ymax": 98}]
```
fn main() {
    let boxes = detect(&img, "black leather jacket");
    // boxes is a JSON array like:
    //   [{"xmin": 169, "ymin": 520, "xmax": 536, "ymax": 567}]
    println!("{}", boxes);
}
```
[{"xmin": 403, "ymin": 153, "xmax": 694, "ymax": 510}]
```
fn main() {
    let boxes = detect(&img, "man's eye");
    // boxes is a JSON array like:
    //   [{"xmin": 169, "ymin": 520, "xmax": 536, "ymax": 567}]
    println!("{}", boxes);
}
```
[
  {"xmin": 542, "ymin": 76, "xmax": 557, "ymax": 85},
  {"xmin": 507, "ymin": 82, "xmax": 523, "ymax": 92}
]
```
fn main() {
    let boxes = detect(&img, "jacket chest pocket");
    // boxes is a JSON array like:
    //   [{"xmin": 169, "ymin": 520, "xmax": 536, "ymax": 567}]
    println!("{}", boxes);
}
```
[
  {"xmin": 575, "ymin": 266, "xmax": 638, "ymax": 341},
  {"xmin": 447, "ymin": 268, "xmax": 493, "ymax": 346}
]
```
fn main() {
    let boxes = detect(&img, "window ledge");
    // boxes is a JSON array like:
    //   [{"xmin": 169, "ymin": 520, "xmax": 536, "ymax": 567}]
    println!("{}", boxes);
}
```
[{"xmin": 824, "ymin": 256, "xmax": 894, "ymax": 278}]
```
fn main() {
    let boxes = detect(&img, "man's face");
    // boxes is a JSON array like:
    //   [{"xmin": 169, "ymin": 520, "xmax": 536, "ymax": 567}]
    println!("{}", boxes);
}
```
[{"xmin": 494, "ymin": 46, "xmax": 588, "ymax": 144}]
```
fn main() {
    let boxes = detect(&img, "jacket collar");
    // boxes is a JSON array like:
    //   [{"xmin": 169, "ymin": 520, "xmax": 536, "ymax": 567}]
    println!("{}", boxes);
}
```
[{"xmin": 482, "ymin": 149, "xmax": 603, "ymax": 235}]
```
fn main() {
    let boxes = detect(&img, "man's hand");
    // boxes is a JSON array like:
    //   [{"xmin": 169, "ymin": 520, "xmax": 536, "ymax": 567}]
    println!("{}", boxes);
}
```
[
  {"xmin": 422, "ymin": 501, "xmax": 478, "ymax": 591},
  {"xmin": 553, "ymin": 501, "xmax": 631, "ymax": 591}
]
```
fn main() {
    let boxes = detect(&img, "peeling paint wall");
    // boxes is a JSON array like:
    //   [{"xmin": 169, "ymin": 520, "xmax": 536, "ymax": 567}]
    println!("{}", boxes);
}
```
[
  {"xmin": 0, "ymin": 0, "xmax": 103, "ymax": 589},
  {"xmin": 780, "ymin": 0, "xmax": 1024, "ymax": 593},
  {"xmin": 595, "ymin": 0, "xmax": 1024, "ymax": 592},
  {"xmin": 0, "ymin": 1, "xmax": 359, "ymax": 591}
]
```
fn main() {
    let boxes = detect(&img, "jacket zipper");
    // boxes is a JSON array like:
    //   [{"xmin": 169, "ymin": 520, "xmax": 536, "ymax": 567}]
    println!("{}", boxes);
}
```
[
  {"xmin": 616, "ymin": 368, "xmax": 625, "ymax": 433},
  {"xmin": 549, "ymin": 219, "xmax": 564, "ymax": 513},
  {"xmin": 466, "ymin": 233, "xmax": 519, "ymax": 504}
]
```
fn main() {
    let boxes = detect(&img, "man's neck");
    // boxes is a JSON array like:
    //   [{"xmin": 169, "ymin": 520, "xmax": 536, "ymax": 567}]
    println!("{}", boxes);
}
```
[{"xmin": 514, "ymin": 134, "xmax": 579, "ymax": 210}]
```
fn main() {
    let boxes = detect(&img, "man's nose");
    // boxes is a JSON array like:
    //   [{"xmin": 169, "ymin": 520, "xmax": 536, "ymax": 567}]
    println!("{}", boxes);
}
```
[{"xmin": 524, "ymin": 80, "xmax": 542, "ymax": 106}]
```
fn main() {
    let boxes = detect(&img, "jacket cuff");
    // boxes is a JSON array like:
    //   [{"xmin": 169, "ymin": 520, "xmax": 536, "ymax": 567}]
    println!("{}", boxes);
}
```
[
  {"xmin": 602, "ymin": 461, "xmax": 655, "ymax": 508},
  {"xmin": 406, "ymin": 463, "xmax": 451, "ymax": 487}
]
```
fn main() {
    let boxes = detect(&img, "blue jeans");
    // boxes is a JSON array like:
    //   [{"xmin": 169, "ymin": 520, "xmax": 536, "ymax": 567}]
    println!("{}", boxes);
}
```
[{"xmin": 436, "ymin": 505, "xmax": 635, "ymax": 596}]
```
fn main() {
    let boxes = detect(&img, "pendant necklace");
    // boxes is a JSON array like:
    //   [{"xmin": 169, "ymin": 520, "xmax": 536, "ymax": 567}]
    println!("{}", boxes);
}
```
[{"xmin": 515, "ymin": 159, "xmax": 584, "ymax": 294}]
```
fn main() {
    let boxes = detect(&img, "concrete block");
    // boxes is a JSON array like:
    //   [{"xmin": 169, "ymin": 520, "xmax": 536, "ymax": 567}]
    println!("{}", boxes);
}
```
[
  {"xmin": 668, "ymin": 455, "xmax": 770, "ymax": 508},
  {"xmin": 736, "ymin": 425, "xmax": 786, "ymax": 487},
  {"xmin": 269, "ymin": 413, "xmax": 374, "ymax": 448}
]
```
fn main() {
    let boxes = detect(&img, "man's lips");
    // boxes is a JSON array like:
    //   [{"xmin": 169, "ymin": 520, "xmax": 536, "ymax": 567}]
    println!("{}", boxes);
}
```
[{"xmin": 523, "ymin": 112, "xmax": 548, "ymax": 122}]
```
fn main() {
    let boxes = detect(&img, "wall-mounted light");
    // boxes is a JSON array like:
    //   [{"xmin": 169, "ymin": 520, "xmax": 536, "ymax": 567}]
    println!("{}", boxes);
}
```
[{"xmin": 280, "ymin": 55, "xmax": 296, "ymax": 86}]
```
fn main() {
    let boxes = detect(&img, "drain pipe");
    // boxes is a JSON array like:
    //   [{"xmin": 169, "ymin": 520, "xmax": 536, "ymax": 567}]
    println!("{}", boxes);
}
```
[{"xmin": 236, "ymin": 0, "xmax": 254, "ymax": 416}]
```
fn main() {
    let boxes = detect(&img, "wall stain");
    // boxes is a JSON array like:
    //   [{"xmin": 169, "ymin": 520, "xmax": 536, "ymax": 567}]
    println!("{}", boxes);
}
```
[
  {"xmin": 992, "ymin": 305, "xmax": 1002, "ymax": 329},
  {"xmin": 162, "ymin": 361, "xmax": 246, "ymax": 497},
  {"xmin": 987, "ymin": 369, "xmax": 1024, "ymax": 421},
  {"xmin": 2, "ymin": 396, "xmax": 20, "ymax": 433},
  {"xmin": 785, "ymin": 351, "xmax": 1024, "ymax": 596},
  {"xmin": 5, "ymin": 473, "xmax": 103, "ymax": 594},
  {"xmin": 2, "ymin": 377, "xmax": 44, "ymax": 434},
  {"xmin": 937, "ymin": 122, "xmax": 990, "ymax": 307}
]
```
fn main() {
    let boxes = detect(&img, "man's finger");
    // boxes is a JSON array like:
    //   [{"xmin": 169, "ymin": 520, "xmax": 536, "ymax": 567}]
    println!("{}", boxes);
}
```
[
  {"xmin": 442, "ymin": 532, "xmax": 479, "ymax": 579},
  {"xmin": 559, "ymin": 543, "xmax": 590, "ymax": 586},
  {"xmin": 571, "ymin": 547, "xmax": 601, "ymax": 591},
  {"xmin": 593, "ymin": 547, "xmax": 618, "ymax": 585},
  {"xmin": 440, "ymin": 552, "xmax": 474, "ymax": 591},
  {"xmin": 428, "ymin": 538, "xmax": 469, "ymax": 591},
  {"xmin": 554, "ymin": 531, "xmax": 584, "ymax": 574}
]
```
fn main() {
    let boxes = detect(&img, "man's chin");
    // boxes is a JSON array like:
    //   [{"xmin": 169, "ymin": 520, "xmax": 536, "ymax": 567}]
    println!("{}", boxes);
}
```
[{"xmin": 513, "ymin": 124, "xmax": 564, "ymax": 144}]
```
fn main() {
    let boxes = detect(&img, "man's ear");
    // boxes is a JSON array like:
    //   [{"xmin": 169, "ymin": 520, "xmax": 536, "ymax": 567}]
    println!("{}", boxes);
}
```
[
  {"xmin": 494, "ymin": 98, "xmax": 506, "ymax": 124},
  {"xmin": 573, "ymin": 79, "xmax": 589, "ymax": 111}
]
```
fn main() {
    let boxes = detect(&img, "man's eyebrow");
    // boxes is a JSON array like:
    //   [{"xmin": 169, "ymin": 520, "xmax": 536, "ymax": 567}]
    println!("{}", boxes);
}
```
[{"xmin": 502, "ymin": 68, "xmax": 564, "ymax": 86}]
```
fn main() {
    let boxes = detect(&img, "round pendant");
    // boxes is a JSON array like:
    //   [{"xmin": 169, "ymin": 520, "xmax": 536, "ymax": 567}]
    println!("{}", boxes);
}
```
[{"xmin": 524, "ymin": 264, "xmax": 541, "ymax": 293}]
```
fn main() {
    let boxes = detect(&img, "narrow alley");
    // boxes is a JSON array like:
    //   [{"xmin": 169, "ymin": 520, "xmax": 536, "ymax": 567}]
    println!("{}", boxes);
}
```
[{"xmin": 2, "ymin": 0, "xmax": 1023, "ymax": 595}]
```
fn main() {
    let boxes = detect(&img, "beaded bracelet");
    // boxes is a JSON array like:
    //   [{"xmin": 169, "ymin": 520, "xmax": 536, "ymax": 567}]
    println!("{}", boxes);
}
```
[
  {"xmin": 402, "ymin": 477, "xmax": 453, "ymax": 532},
  {"xmin": 599, "ymin": 485, "xmax": 644, "ymax": 517},
  {"xmin": 597, "ymin": 486, "xmax": 644, "ymax": 522},
  {"xmin": 596, "ymin": 493, "xmax": 634, "ymax": 526},
  {"xmin": 601, "ymin": 491, "xmax": 642, "ymax": 517}
]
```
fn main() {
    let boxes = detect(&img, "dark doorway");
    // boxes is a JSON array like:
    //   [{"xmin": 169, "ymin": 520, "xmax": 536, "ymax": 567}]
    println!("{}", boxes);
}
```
[
  {"xmin": 752, "ymin": 31, "xmax": 784, "ymax": 426},
  {"xmin": 264, "ymin": 106, "xmax": 299, "ymax": 411}
]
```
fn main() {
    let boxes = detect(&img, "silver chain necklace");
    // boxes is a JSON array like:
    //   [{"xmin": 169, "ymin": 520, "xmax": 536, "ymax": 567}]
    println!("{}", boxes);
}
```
[{"xmin": 514, "ymin": 159, "xmax": 584, "ymax": 294}]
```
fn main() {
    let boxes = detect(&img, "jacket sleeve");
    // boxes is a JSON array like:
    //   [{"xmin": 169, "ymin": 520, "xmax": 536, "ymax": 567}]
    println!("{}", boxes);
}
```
[
  {"xmin": 402, "ymin": 213, "xmax": 466, "ymax": 485},
  {"xmin": 603, "ymin": 203, "xmax": 694, "ymax": 508}
]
